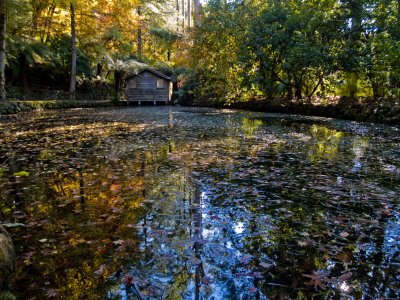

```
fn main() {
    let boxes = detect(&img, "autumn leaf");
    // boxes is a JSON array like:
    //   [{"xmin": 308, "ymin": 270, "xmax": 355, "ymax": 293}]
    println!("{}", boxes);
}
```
[
  {"xmin": 202, "ymin": 277, "xmax": 212, "ymax": 284},
  {"xmin": 259, "ymin": 262, "xmax": 272, "ymax": 269},
  {"xmin": 337, "ymin": 272, "xmax": 352, "ymax": 282},
  {"xmin": 45, "ymin": 288, "xmax": 58, "ymax": 298},
  {"xmin": 340, "ymin": 232, "xmax": 350, "ymax": 238},
  {"xmin": 239, "ymin": 254, "xmax": 252, "ymax": 264},
  {"xmin": 248, "ymin": 286, "xmax": 257, "ymax": 293},
  {"xmin": 298, "ymin": 240, "xmax": 308, "ymax": 247},
  {"xmin": 110, "ymin": 183, "xmax": 121, "ymax": 192},
  {"xmin": 94, "ymin": 264, "xmax": 107, "ymax": 276},
  {"xmin": 190, "ymin": 257, "xmax": 202, "ymax": 265},
  {"xmin": 303, "ymin": 270, "xmax": 331, "ymax": 290}
]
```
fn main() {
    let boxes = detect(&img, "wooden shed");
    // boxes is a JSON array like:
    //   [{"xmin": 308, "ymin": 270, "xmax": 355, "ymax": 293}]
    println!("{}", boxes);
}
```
[{"xmin": 125, "ymin": 68, "xmax": 173, "ymax": 105}]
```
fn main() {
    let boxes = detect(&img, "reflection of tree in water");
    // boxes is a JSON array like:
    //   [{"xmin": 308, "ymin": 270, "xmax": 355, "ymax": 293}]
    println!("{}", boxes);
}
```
[
  {"xmin": 1, "ymin": 108, "xmax": 400, "ymax": 299},
  {"xmin": 124, "ymin": 164, "xmax": 207, "ymax": 299}
]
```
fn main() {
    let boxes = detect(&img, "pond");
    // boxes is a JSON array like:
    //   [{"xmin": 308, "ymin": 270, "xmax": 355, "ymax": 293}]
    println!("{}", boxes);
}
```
[{"xmin": 0, "ymin": 106, "xmax": 400, "ymax": 299}]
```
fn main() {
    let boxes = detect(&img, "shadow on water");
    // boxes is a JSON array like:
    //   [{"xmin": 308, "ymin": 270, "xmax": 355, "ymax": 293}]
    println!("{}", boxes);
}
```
[{"xmin": 0, "ymin": 107, "xmax": 400, "ymax": 299}]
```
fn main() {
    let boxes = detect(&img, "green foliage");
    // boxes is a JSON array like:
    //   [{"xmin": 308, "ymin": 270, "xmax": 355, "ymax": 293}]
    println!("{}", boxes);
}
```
[
  {"xmin": 189, "ymin": 0, "xmax": 400, "ymax": 105},
  {"xmin": 49, "ymin": 34, "xmax": 92, "ymax": 77},
  {"xmin": 13, "ymin": 171, "xmax": 29, "ymax": 177},
  {"xmin": 0, "ymin": 291, "xmax": 16, "ymax": 300}
]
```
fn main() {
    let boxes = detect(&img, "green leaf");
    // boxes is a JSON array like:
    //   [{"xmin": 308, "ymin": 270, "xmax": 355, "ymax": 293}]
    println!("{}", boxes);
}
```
[{"xmin": 13, "ymin": 171, "xmax": 30, "ymax": 177}]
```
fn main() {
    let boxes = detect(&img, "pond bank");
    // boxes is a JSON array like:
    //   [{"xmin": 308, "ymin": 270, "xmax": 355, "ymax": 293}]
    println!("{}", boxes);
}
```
[
  {"xmin": 2, "ymin": 97, "xmax": 400, "ymax": 125},
  {"xmin": 229, "ymin": 97, "xmax": 400, "ymax": 125},
  {"xmin": 0, "ymin": 100, "xmax": 115, "ymax": 115}
]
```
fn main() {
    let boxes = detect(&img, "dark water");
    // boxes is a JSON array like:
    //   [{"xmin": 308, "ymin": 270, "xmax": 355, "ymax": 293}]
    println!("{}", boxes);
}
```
[{"xmin": 1, "ymin": 107, "xmax": 400, "ymax": 299}]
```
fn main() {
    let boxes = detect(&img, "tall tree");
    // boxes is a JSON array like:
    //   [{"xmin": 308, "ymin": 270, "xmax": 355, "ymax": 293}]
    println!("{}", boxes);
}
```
[
  {"xmin": 137, "ymin": 5, "xmax": 143, "ymax": 59},
  {"xmin": 193, "ymin": 0, "xmax": 201, "ymax": 25},
  {"xmin": 69, "ymin": 0, "xmax": 76, "ymax": 99},
  {"xmin": 0, "ymin": 0, "xmax": 6, "ymax": 100}
]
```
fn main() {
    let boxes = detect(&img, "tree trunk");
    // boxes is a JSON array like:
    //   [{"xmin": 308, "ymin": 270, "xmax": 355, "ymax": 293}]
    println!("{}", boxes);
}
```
[
  {"xmin": 42, "ymin": 1, "xmax": 56, "ymax": 44},
  {"xmin": 193, "ymin": 0, "xmax": 201, "ymax": 25},
  {"xmin": 0, "ymin": 0, "xmax": 6, "ymax": 101},
  {"xmin": 347, "ymin": 72, "xmax": 358, "ymax": 98},
  {"xmin": 70, "ymin": 1, "xmax": 77, "ymax": 100},
  {"xmin": 187, "ymin": 0, "xmax": 191, "ymax": 28},
  {"xmin": 137, "ymin": 6, "xmax": 143, "ymax": 59},
  {"xmin": 295, "ymin": 84, "xmax": 302, "ymax": 99},
  {"xmin": 176, "ymin": 0, "xmax": 180, "ymax": 32},
  {"xmin": 96, "ymin": 63, "xmax": 102, "ymax": 77},
  {"xmin": 114, "ymin": 70, "xmax": 122, "ymax": 104},
  {"xmin": 181, "ymin": 0, "xmax": 185, "ymax": 31}
]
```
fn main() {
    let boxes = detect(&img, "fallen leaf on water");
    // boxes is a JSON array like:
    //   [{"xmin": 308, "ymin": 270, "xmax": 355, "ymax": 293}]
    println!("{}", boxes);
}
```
[
  {"xmin": 240, "ymin": 254, "xmax": 252, "ymax": 264},
  {"xmin": 2, "ymin": 223, "xmax": 26, "ymax": 228},
  {"xmin": 303, "ymin": 270, "xmax": 330, "ymax": 290},
  {"xmin": 298, "ymin": 240, "xmax": 308, "ymax": 247},
  {"xmin": 248, "ymin": 286, "xmax": 257, "ymax": 293},
  {"xmin": 259, "ymin": 262, "xmax": 272, "ymax": 268},
  {"xmin": 94, "ymin": 264, "xmax": 107, "ymax": 276},
  {"xmin": 14, "ymin": 171, "xmax": 30, "ymax": 177},
  {"xmin": 45, "ymin": 288, "xmax": 58, "ymax": 298},
  {"xmin": 337, "ymin": 272, "xmax": 352, "ymax": 282},
  {"xmin": 202, "ymin": 277, "xmax": 212, "ymax": 284},
  {"xmin": 190, "ymin": 257, "xmax": 202, "ymax": 265}
]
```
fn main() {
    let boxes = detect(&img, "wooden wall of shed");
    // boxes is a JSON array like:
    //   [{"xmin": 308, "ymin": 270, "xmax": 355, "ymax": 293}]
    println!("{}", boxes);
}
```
[{"xmin": 125, "ymin": 71, "xmax": 171, "ymax": 103}]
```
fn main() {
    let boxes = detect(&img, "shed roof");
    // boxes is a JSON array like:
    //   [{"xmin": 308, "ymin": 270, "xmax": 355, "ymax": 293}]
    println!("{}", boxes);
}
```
[{"xmin": 125, "ymin": 68, "xmax": 171, "ymax": 81}]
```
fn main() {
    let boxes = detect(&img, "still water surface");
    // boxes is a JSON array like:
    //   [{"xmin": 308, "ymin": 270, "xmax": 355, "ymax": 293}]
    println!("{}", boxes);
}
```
[{"xmin": 0, "ymin": 107, "xmax": 400, "ymax": 299}]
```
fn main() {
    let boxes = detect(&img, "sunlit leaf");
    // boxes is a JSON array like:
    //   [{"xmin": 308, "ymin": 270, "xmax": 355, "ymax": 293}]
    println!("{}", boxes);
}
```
[{"xmin": 13, "ymin": 171, "xmax": 30, "ymax": 177}]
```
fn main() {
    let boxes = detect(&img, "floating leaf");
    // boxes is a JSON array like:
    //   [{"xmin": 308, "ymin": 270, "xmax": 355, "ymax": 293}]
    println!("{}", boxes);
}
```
[
  {"xmin": 248, "ymin": 286, "xmax": 258, "ymax": 293},
  {"xmin": 259, "ymin": 262, "xmax": 272, "ymax": 269},
  {"xmin": 94, "ymin": 264, "xmax": 107, "ymax": 276},
  {"xmin": 240, "ymin": 254, "xmax": 252, "ymax": 264},
  {"xmin": 298, "ymin": 240, "xmax": 308, "ymax": 247},
  {"xmin": 190, "ymin": 257, "xmax": 202, "ymax": 265},
  {"xmin": 2, "ymin": 222, "xmax": 26, "ymax": 228},
  {"xmin": 45, "ymin": 288, "xmax": 58, "ymax": 298},
  {"xmin": 337, "ymin": 272, "xmax": 353, "ymax": 282},
  {"xmin": 13, "ymin": 171, "xmax": 30, "ymax": 177}
]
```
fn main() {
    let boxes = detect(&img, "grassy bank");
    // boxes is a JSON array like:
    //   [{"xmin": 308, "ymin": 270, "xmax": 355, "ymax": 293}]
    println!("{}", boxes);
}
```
[
  {"xmin": 0, "ymin": 100, "xmax": 116, "ymax": 115},
  {"xmin": 229, "ymin": 97, "xmax": 400, "ymax": 125}
]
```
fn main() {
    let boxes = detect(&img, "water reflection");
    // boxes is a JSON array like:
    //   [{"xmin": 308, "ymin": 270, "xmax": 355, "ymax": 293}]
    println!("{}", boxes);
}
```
[{"xmin": 0, "ymin": 107, "xmax": 399, "ymax": 299}]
